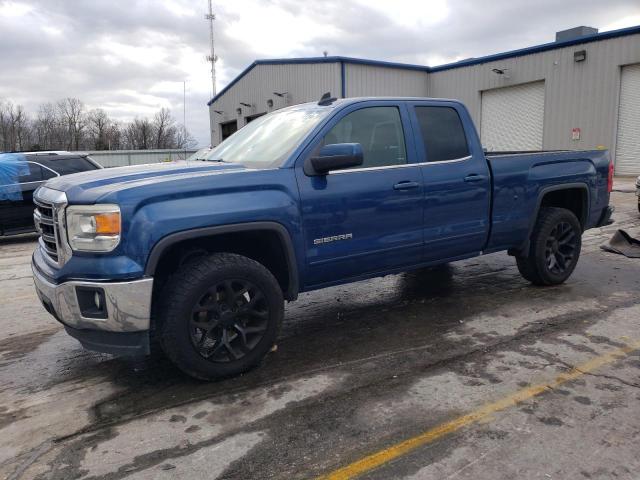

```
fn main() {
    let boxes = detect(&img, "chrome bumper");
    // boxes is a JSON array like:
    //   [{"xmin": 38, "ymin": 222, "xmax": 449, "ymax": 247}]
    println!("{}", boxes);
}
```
[{"xmin": 31, "ymin": 263, "xmax": 153, "ymax": 333}]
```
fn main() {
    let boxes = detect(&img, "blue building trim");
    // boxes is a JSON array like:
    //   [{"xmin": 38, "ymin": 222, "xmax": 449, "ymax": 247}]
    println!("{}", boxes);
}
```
[
  {"xmin": 429, "ymin": 24, "xmax": 640, "ymax": 72},
  {"xmin": 340, "ymin": 61, "xmax": 346, "ymax": 98},
  {"xmin": 208, "ymin": 56, "xmax": 428, "ymax": 105},
  {"xmin": 207, "ymin": 24, "xmax": 640, "ymax": 106}
]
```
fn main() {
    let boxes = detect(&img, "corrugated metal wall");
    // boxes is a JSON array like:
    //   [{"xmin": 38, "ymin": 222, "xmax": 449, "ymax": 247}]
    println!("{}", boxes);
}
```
[
  {"xmin": 345, "ymin": 64, "xmax": 428, "ymax": 97},
  {"xmin": 209, "ymin": 63, "xmax": 341, "ymax": 145},
  {"xmin": 429, "ymin": 33, "xmax": 640, "ymax": 165},
  {"xmin": 209, "ymin": 33, "xmax": 640, "ymax": 173},
  {"xmin": 85, "ymin": 149, "xmax": 197, "ymax": 168}
]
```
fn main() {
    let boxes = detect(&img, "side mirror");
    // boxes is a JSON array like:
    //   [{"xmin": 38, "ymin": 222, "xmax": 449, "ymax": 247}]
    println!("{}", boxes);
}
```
[{"xmin": 307, "ymin": 143, "xmax": 364, "ymax": 175}]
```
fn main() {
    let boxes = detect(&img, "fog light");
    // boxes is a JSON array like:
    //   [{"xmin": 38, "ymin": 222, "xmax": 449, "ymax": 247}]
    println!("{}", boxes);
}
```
[{"xmin": 76, "ymin": 287, "xmax": 107, "ymax": 319}]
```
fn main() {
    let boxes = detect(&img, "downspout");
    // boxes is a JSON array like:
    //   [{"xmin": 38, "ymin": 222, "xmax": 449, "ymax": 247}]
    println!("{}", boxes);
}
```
[{"xmin": 340, "ymin": 61, "xmax": 346, "ymax": 98}]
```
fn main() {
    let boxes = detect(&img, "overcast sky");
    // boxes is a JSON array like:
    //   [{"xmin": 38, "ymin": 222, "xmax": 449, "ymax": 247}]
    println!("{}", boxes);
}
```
[{"xmin": 1, "ymin": 0, "xmax": 639, "ymax": 147}]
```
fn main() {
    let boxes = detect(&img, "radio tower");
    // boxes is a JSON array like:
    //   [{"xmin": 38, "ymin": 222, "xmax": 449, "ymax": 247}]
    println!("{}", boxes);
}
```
[{"xmin": 205, "ymin": 0, "xmax": 217, "ymax": 97}]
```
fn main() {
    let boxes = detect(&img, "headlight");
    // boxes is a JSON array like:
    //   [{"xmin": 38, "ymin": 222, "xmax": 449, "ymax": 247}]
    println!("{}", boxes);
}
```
[{"xmin": 66, "ymin": 205, "xmax": 121, "ymax": 252}]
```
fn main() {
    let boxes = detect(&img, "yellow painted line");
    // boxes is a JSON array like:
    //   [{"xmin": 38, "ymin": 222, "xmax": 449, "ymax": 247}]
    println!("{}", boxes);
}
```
[{"xmin": 317, "ymin": 340, "xmax": 640, "ymax": 480}]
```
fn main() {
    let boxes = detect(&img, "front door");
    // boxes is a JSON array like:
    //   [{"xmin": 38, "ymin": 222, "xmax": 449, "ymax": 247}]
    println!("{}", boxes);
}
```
[{"xmin": 295, "ymin": 103, "xmax": 424, "ymax": 287}]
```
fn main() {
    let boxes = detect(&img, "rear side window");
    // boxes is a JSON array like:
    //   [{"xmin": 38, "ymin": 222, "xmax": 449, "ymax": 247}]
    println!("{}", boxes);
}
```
[
  {"xmin": 323, "ymin": 106, "xmax": 407, "ymax": 169},
  {"xmin": 50, "ymin": 157, "xmax": 99, "ymax": 175},
  {"xmin": 19, "ymin": 162, "xmax": 45, "ymax": 183},
  {"xmin": 414, "ymin": 107, "xmax": 469, "ymax": 162}
]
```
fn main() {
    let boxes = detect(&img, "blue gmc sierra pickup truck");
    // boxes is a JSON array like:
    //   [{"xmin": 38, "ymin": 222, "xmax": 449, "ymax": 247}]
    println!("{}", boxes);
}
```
[{"xmin": 31, "ymin": 96, "xmax": 614, "ymax": 379}]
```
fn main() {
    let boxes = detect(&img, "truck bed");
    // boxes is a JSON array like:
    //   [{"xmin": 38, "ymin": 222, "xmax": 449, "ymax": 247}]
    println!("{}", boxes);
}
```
[{"xmin": 484, "ymin": 149, "xmax": 611, "ymax": 254}]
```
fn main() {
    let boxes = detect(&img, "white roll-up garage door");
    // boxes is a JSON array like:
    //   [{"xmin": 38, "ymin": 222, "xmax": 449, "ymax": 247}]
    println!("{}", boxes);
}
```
[
  {"xmin": 480, "ymin": 81, "xmax": 545, "ymax": 152},
  {"xmin": 615, "ymin": 64, "xmax": 640, "ymax": 176}
]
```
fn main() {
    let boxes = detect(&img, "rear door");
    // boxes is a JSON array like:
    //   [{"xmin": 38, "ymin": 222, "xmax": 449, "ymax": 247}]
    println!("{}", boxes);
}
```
[
  {"xmin": 408, "ymin": 102, "xmax": 491, "ymax": 261},
  {"xmin": 295, "ymin": 102, "xmax": 424, "ymax": 287}
]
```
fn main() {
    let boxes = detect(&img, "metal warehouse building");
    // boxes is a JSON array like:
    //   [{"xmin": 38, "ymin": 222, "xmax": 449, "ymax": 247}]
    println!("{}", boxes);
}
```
[{"xmin": 208, "ymin": 25, "xmax": 640, "ymax": 175}]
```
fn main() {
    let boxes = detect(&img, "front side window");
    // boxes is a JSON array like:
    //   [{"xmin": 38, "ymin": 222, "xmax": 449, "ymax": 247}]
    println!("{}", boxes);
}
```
[
  {"xmin": 414, "ymin": 106, "xmax": 469, "ymax": 162},
  {"xmin": 323, "ymin": 107, "xmax": 407, "ymax": 169}
]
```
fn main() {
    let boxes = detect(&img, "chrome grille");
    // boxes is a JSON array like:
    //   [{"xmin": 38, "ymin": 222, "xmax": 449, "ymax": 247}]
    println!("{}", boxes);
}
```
[
  {"xmin": 33, "ymin": 187, "xmax": 69, "ymax": 267},
  {"xmin": 34, "ymin": 198, "xmax": 59, "ymax": 263}
]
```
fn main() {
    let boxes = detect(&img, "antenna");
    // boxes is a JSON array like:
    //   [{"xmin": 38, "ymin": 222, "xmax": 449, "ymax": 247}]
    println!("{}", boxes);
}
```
[
  {"xmin": 205, "ymin": 0, "xmax": 217, "ymax": 97},
  {"xmin": 318, "ymin": 92, "xmax": 337, "ymax": 106}
]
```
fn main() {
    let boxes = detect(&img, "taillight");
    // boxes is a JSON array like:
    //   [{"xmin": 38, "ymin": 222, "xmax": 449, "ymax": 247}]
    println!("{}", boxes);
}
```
[{"xmin": 607, "ymin": 159, "xmax": 614, "ymax": 193}]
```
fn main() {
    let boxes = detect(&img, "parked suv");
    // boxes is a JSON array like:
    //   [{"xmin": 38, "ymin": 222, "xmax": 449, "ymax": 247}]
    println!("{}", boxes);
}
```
[{"xmin": 0, "ymin": 152, "xmax": 101, "ymax": 236}]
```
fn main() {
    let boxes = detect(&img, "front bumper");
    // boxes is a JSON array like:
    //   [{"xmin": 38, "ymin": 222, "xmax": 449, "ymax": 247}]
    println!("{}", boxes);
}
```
[{"xmin": 32, "ymin": 259, "xmax": 153, "ymax": 356}]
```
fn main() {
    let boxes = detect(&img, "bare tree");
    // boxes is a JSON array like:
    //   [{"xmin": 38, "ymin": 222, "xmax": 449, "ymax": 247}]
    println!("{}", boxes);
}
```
[
  {"xmin": 0, "ymin": 98, "xmax": 197, "ymax": 153},
  {"xmin": 105, "ymin": 121, "xmax": 122, "ymax": 150},
  {"xmin": 0, "ymin": 101, "xmax": 32, "ymax": 151},
  {"xmin": 11, "ymin": 104, "xmax": 30, "ymax": 150},
  {"xmin": 174, "ymin": 124, "xmax": 198, "ymax": 149},
  {"xmin": 33, "ymin": 102, "xmax": 62, "ymax": 150},
  {"xmin": 57, "ymin": 98, "xmax": 86, "ymax": 150},
  {"xmin": 153, "ymin": 108, "xmax": 173, "ymax": 149},
  {"xmin": 124, "ymin": 118, "xmax": 154, "ymax": 150},
  {"xmin": 0, "ymin": 100, "xmax": 10, "ymax": 151},
  {"xmin": 87, "ymin": 108, "xmax": 111, "ymax": 150}
]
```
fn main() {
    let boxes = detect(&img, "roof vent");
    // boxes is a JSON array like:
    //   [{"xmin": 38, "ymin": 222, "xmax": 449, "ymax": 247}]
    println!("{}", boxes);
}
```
[{"xmin": 555, "ymin": 26, "xmax": 598, "ymax": 42}]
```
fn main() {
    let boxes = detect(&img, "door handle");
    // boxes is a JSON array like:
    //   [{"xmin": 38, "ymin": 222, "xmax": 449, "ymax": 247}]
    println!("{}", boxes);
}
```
[
  {"xmin": 393, "ymin": 181, "xmax": 420, "ymax": 190},
  {"xmin": 464, "ymin": 174, "xmax": 487, "ymax": 183}
]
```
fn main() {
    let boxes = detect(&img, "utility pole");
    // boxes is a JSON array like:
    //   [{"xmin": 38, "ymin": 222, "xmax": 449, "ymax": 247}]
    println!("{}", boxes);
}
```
[
  {"xmin": 205, "ymin": 0, "xmax": 217, "ymax": 98},
  {"xmin": 183, "ymin": 80, "xmax": 187, "ymax": 157}
]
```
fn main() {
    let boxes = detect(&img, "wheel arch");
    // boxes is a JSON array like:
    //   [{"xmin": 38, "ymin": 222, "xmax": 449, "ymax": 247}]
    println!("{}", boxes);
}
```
[
  {"xmin": 145, "ymin": 222, "xmax": 299, "ymax": 301},
  {"xmin": 511, "ymin": 182, "xmax": 590, "ymax": 257}
]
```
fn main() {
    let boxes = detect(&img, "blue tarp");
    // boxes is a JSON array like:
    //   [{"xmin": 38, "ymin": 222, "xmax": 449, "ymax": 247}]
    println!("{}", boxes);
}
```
[{"xmin": 0, "ymin": 153, "xmax": 29, "ymax": 201}]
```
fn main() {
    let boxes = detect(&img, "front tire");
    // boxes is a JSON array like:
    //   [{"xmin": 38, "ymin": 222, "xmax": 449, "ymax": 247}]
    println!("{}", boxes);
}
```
[
  {"xmin": 516, "ymin": 207, "xmax": 582, "ymax": 286},
  {"xmin": 158, "ymin": 253, "xmax": 283, "ymax": 380}
]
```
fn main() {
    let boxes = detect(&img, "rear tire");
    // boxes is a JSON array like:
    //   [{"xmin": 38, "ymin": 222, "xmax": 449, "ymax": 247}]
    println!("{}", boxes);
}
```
[
  {"xmin": 516, "ymin": 207, "xmax": 582, "ymax": 286},
  {"xmin": 158, "ymin": 253, "xmax": 283, "ymax": 380}
]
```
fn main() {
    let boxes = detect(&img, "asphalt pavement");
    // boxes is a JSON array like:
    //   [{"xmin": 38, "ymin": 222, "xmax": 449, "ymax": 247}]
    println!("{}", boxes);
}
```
[{"xmin": 1, "ymin": 185, "xmax": 639, "ymax": 480}]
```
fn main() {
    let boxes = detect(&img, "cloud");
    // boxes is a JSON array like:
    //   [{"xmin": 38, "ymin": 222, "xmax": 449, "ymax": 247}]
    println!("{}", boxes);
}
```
[{"xmin": 0, "ymin": 0, "xmax": 639, "ymax": 146}]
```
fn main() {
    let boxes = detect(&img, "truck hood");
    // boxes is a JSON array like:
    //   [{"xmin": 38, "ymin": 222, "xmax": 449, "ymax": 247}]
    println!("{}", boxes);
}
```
[{"xmin": 44, "ymin": 161, "xmax": 249, "ymax": 203}]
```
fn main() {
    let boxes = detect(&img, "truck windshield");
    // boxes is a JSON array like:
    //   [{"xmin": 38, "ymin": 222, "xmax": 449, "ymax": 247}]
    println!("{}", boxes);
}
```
[{"xmin": 204, "ymin": 103, "xmax": 332, "ymax": 168}]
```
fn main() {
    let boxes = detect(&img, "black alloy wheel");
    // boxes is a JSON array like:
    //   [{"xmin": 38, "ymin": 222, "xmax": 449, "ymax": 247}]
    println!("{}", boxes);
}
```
[
  {"xmin": 516, "ymin": 207, "xmax": 582, "ymax": 286},
  {"xmin": 190, "ymin": 279, "xmax": 269, "ymax": 362},
  {"xmin": 158, "ymin": 252, "xmax": 284, "ymax": 380},
  {"xmin": 543, "ymin": 221, "xmax": 578, "ymax": 275}
]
